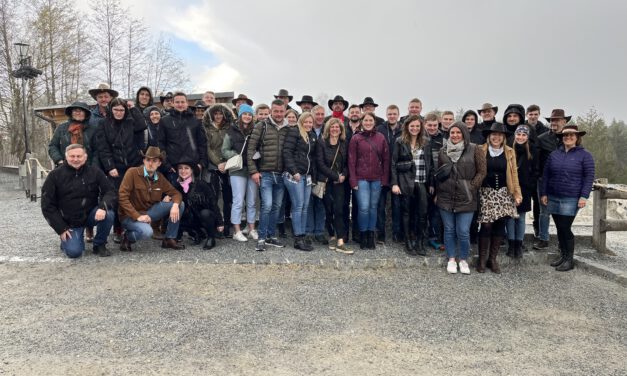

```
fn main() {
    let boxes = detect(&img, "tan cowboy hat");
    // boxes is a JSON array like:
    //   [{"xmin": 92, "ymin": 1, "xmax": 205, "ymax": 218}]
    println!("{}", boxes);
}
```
[
  {"xmin": 141, "ymin": 146, "xmax": 165, "ymax": 160},
  {"xmin": 557, "ymin": 124, "xmax": 586, "ymax": 137},
  {"xmin": 88, "ymin": 83, "xmax": 119, "ymax": 100},
  {"xmin": 545, "ymin": 108, "xmax": 572, "ymax": 122},
  {"xmin": 477, "ymin": 102, "xmax": 498, "ymax": 114},
  {"xmin": 232, "ymin": 94, "xmax": 253, "ymax": 106}
]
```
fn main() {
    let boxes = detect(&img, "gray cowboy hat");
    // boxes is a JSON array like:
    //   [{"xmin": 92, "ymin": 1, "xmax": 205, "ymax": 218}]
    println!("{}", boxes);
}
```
[{"xmin": 88, "ymin": 83, "xmax": 118, "ymax": 100}]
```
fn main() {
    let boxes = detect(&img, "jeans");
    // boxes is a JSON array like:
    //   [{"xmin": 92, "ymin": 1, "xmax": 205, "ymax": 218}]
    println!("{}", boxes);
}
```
[
  {"xmin": 377, "ymin": 186, "xmax": 402, "ymax": 238},
  {"xmin": 306, "ymin": 194, "xmax": 326, "ymax": 236},
  {"xmin": 537, "ymin": 179, "xmax": 550, "ymax": 241},
  {"xmin": 61, "ymin": 207, "xmax": 115, "ymax": 258},
  {"xmin": 230, "ymin": 175, "xmax": 258, "ymax": 225},
  {"xmin": 439, "ymin": 209, "xmax": 474, "ymax": 260},
  {"xmin": 283, "ymin": 175, "xmax": 311, "ymax": 236},
  {"xmin": 507, "ymin": 214, "xmax": 527, "ymax": 241},
  {"xmin": 356, "ymin": 180, "xmax": 382, "ymax": 232},
  {"xmin": 122, "ymin": 201, "xmax": 185, "ymax": 242},
  {"xmin": 258, "ymin": 172, "xmax": 284, "ymax": 240}
]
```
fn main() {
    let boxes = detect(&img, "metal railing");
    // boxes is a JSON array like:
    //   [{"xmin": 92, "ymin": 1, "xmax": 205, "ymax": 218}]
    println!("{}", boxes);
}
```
[{"xmin": 18, "ymin": 153, "xmax": 50, "ymax": 202}]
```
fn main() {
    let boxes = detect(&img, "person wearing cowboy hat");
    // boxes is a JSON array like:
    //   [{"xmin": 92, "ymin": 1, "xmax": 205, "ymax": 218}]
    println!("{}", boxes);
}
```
[
  {"xmin": 359, "ymin": 97, "xmax": 385, "ymax": 127},
  {"xmin": 118, "ymin": 146, "xmax": 186, "ymax": 252},
  {"xmin": 325, "ymin": 95, "xmax": 350, "ymax": 125},
  {"xmin": 49, "ymin": 101, "xmax": 99, "ymax": 167},
  {"xmin": 477, "ymin": 102, "xmax": 498, "ymax": 132},
  {"xmin": 42, "ymin": 143, "xmax": 116, "ymax": 258},
  {"xmin": 232, "ymin": 94, "xmax": 254, "ymax": 116},
  {"xmin": 191, "ymin": 100, "xmax": 208, "ymax": 120},
  {"xmin": 274, "ymin": 89, "xmax": 297, "ymax": 113},
  {"xmin": 534, "ymin": 109, "xmax": 571, "ymax": 250},
  {"xmin": 88, "ymin": 83, "xmax": 118, "ymax": 124},
  {"xmin": 540, "ymin": 124, "xmax": 595, "ymax": 271},
  {"xmin": 296, "ymin": 95, "xmax": 318, "ymax": 113},
  {"xmin": 476, "ymin": 122, "xmax": 522, "ymax": 274},
  {"xmin": 159, "ymin": 92, "xmax": 174, "ymax": 112}
]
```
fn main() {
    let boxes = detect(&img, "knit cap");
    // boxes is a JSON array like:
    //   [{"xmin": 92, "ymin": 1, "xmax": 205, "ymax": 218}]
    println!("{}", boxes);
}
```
[{"xmin": 239, "ymin": 104, "xmax": 254, "ymax": 116}]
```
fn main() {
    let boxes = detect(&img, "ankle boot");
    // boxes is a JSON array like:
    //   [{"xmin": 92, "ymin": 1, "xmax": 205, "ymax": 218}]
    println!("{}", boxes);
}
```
[
  {"xmin": 550, "ymin": 249, "xmax": 566, "ymax": 267},
  {"xmin": 414, "ymin": 239, "xmax": 427, "ymax": 256},
  {"xmin": 514, "ymin": 240, "xmax": 523, "ymax": 259},
  {"xmin": 488, "ymin": 236, "xmax": 502, "ymax": 274},
  {"xmin": 367, "ymin": 231, "xmax": 376, "ymax": 249},
  {"xmin": 506, "ymin": 239, "xmax": 515, "ymax": 257},
  {"xmin": 203, "ymin": 237, "xmax": 216, "ymax": 250},
  {"xmin": 162, "ymin": 238, "xmax": 185, "ymax": 250},
  {"xmin": 359, "ymin": 231, "xmax": 367, "ymax": 250},
  {"xmin": 556, "ymin": 239, "xmax": 575, "ymax": 271},
  {"xmin": 477, "ymin": 237, "xmax": 490, "ymax": 273},
  {"xmin": 405, "ymin": 239, "xmax": 417, "ymax": 256}
]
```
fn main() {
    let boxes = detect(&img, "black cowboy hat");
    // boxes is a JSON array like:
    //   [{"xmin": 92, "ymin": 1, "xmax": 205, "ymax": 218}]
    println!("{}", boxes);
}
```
[
  {"xmin": 274, "ymin": 89, "xmax": 293, "ymax": 102},
  {"xmin": 191, "ymin": 100, "xmax": 208, "ymax": 110},
  {"xmin": 482, "ymin": 122, "xmax": 512, "ymax": 138},
  {"xmin": 327, "ymin": 95, "xmax": 349, "ymax": 111},
  {"xmin": 159, "ymin": 92, "xmax": 174, "ymax": 103},
  {"xmin": 176, "ymin": 160, "xmax": 200, "ymax": 177},
  {"xmin": 88, "ymin": 83, "xmax": 118, "ymax": 100},
  {"xmin": 359, "ymin": 97, "xmax": 379, "ymax": 108},
  {"xmin": 64, "ymin": 101, "xmax": 92, "ymax": 120},
  {"xmin": 232, "ymin": 94, "xmax": 253, "ymax": 106},
  {"xmin": 545, "ymin": 108, "xmax": 572, "ymax": 123},
  {"xmin": 296, "ymin": 95, "xmax": 318, "ymax": 107}
]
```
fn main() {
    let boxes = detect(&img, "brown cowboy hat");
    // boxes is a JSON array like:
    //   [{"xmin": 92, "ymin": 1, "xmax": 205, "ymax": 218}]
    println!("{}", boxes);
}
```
[
  {"xmin": 88, "ymin": 83, "xmax": 118, "ymax": 100},
  {"xmin": 232, "ymin": 94, "xmax": 253, "ymax": 106},
  {"xmin": 545, "ymin": 108, "xmax": 572, "ymax": 122},
  {"xmin": 296, "ymin": 95, "xmax": 318, "ymax": 107},
  {"xmin": 477, "ymin": 102, "xmax": 498, "ymax": 114},
  {"xmin": 557, "ymin": 124, "xmax": 586, "ymax": 137},
  {"xmin": 141, "ymin": 146, "xmax": 165, "ymax": 161},
  {"xmin": 274, "ymin": 89, "xmax": 293, "ymax": 102}
]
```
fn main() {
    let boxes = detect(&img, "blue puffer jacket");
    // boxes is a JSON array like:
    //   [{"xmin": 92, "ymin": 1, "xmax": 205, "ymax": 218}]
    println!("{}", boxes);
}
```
[{"xmin": 541, "ymin": 145, "xmax": 595, "ymax": 199}]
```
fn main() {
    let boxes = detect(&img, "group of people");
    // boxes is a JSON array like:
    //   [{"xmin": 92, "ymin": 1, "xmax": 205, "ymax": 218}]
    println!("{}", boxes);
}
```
[{"xmin": 42, "ymin": 84, "xmax": 595, "ymax": 275}]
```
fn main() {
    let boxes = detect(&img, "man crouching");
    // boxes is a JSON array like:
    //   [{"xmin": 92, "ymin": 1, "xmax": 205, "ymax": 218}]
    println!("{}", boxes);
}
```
[
  {"xmin": 118, "ymin": 146, "xmax": 185, "ymax": 251},
  {"xmin": 42, "ymin": 144, "xmax": 116, "ymax": 258}
]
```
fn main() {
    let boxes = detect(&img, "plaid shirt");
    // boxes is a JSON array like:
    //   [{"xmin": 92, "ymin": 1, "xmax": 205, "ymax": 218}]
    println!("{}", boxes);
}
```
[{"xmin": 413, "ymin": 147, "xmax": 426, "ymax": 183}]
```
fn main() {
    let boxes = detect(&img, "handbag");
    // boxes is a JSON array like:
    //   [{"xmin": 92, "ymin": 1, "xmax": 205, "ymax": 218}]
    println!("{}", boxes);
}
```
[
  {"xmin": 395, "ymin": 160, "xmax": 414, "ymax": 172},
  {"xmin": 312, "ymin": 143, "xmax": 341, "ymax": 199},
  {"xmin": 225, "ymin": 136, "xmax": 248, "ymax": 172},
  {"xmin": 434, "ymin": 162, "xmax": 453, "ymax": 183}
]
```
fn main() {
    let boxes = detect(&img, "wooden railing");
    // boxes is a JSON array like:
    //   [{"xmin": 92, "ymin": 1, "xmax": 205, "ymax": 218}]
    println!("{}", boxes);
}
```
[{"xmin": 592, "ymin": 178, "xmax": 627, "ymax": 255}]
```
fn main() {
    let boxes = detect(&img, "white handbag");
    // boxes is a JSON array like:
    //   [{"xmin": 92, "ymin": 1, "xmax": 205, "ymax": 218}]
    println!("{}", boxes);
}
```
[{"xmin": 225, "ymin": 136, "xmax": 248, "ymax": 172}]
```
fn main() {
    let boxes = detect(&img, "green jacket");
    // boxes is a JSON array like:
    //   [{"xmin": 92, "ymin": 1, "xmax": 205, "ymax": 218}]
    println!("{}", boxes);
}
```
[
  {"xmin": 246, "ymin": 119, "xmax": 291, "ymax": 175},
  {"xmin": 48, "ymin": 120, "xmax": 100, "ymax": 167}
]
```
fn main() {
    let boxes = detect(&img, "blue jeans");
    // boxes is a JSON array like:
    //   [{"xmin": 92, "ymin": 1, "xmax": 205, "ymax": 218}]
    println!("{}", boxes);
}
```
[
  {"xmin": 230, "ymin": 175, "xmax": 258, "ymax": 225},
  {"xmin": 61, "ymin": 207, "xmax": 115, "ymax": 258},
  {"xmin": 283, "ymin": 175, "xmax": 311, "ymax": 236},
  {"xmin": 258, "ymin": 172, "xmax": 285, "ymax": 240},
  {"xmin": 537, "ymin": 180, "xmax": 550, "ymax": 241},
  {"xmin": 547, "ymin": 195, "xmax": 579, "ymax": 217},
  {"xmin": 306, "ymin": 194, "xmax": 326, "ymax": 236},
  {"xmin": 439, "ymin": 209, "xmax": 474, "ymax": 260},
  {"xmin": 356, "ymin": 180, "xmax": 382, "ymax": 232},
  {"xmin": 507, "ymin": 214, "xmax": 527, "ymax": 241},
  {"xmin": 122, "ymin": 201, "xmax": 185, "ymax": 242},
  {"xmin": 377, "ymin": 186, "xmax": 402, "ymax": 237}
]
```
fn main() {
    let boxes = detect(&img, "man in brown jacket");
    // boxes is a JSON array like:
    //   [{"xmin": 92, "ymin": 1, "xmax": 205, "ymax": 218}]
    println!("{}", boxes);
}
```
[{"xmin": 118, "ymin": 146, "xmax": 185, "ymax": 251}]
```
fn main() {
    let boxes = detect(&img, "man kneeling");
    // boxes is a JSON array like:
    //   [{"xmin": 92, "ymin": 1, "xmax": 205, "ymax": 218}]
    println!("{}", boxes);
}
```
[
  {"xmin": 118, "ymin": 146, "xmax": 185, "ymax": 251},
  {"xmin": 42, "ymin": 144, "xmax": 116, "ymax": 258}
]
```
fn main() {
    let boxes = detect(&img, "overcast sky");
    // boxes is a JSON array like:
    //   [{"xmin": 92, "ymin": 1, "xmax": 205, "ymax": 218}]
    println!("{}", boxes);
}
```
[{"xmin": 119, "ymin": 0, "xmax": 627, "ymax": 122}]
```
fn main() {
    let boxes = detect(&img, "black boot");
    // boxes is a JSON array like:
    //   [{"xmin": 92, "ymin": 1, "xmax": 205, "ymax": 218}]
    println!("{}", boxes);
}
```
[
  {"xmin": 555, "ymin": 239, "xmax": 575, "ymax": 271},
  {"xmin": 277, "ymin": 223, "xmax": 287, "ymax": 238},
  {"xmin": 550, "ymin": 250, "xmax": 566, "ymax": 267},
  {"xmin": 514, "ymin": 240, "xmax": 523, "ymax": 259},
  {"xmin": 506, "ymin": 240, "xmax": 515, "ymax": 257},
  {"xmin": 294, "ymin": 235, "xmax": 313, "ymax": 251},
  {"xmin": 405, "ymin": 239, "xmax": 417, "ymax": 256},
  {"xmin": 414, "ymin": 221, "xmax": 427, "ymax": 256},
  {"xmin": 367, "ymin": 231, "xmax": 376, "ymax": 249},
  {"xmin": 359, "ymin": 231, "xmax": 367, "ymax": 250},
  {"xmin": 203, "ymin": 237, "xmax": 216, "ymax": 250}
]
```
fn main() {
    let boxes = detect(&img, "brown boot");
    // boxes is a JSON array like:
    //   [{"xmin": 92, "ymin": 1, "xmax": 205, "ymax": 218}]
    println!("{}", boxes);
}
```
[
  {"xmin": 162, "ymin": 238, "xmax": 185, "ymax": 250},
  {"xmin": 476, "ymin": 237, "xmax": 490, "ymax": 273},
  {"xmin": 119, "ymin": 233, "xmax": 133, "ymax": 252},
  {"xmin": 85, "ymin": 227, "xmax": 94, "ymax": 243},
  {"xmin": 488, "ymin": 236, "xmax": 503, "ymax": 274},
  {"xmin": 151, "ymin": 220, "xmax": 165, "ymax": 240}
]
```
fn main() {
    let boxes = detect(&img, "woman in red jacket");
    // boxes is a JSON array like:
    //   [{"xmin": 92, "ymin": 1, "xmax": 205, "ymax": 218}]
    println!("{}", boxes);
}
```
[{"xmin": 348, "ymin": 112, "xmax": 390, "ymax": 250}]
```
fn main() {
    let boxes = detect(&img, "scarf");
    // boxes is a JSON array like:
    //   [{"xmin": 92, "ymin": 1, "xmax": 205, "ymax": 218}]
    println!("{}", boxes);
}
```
[
  {"xmin": 68, "ymin": 122, "xmax": 84, "ymax": 145},
  {"xmin": 332, "ymin": 111, "xmax": 345, "ymax": 123},
  {"xmin": 445, "ymin": 138, "xmax": 465, "ymax": 163},
  {"xmin": 488, "ymin": 145, "xmax": 504, "ymax": 157},
  {"xmin": 179, "ymin": 176, "xmax": 192, "ymax": 193}
]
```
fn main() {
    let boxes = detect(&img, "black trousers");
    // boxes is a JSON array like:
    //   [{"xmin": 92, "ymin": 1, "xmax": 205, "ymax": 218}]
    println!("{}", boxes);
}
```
[
  {"xmin": 180, "ymin": 208, "xmax": 217, "ymax": 238},
  {"xmin": 401, "ymin": 183, "xmax": 428, "ymax": 240},
  {"xmin": 205, "ymin": 170, "xmax": 231, "ymax": 230},
  {"xmin": 323, "ymin": 182, "xmax": 346, "ymax": 239},
  {"xmin": 552, "ymin": 214, "xmax": 575, "ymax": 248},
  {"xmin": 343, "ymin": 181, "xmax": 359, "ymax": 238}
]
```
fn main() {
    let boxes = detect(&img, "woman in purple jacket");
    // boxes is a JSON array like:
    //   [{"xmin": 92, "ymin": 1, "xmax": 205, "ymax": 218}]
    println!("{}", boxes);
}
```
[
  {"xmin": 541, "ymin": 125, "xmax": 595, "ymax": 271},
  {"xmin": 348, "ymin": 112, "xmax": 390, "ymax": 250}
]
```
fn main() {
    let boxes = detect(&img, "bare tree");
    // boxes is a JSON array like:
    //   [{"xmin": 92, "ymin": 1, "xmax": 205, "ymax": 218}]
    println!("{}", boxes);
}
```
[
  {"xmin": 121, "ymin": 16, "xmax": 148, "ymax": 98},
  {"xmin": 144, "ymin": 33, "xmax": 189, "ymax": 95},
  {"xmin": 90, "ymin": 0, "xmax": 126, "ymax": 88}
]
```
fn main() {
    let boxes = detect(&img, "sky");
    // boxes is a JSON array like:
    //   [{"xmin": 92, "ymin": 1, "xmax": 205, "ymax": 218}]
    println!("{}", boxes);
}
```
[{"xmin": 117, "ymin": 0, "xmax": 627, "ymax": 122}]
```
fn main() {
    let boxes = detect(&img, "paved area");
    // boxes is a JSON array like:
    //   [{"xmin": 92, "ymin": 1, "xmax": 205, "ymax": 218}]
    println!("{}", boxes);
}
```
[{"xmin": 1, "ymin": 171, "xmax": 626, "ymax": 375}]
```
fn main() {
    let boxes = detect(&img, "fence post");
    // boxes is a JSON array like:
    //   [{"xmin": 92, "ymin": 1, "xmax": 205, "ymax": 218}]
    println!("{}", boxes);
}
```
[
  {"xmin": 30, "ymin": 161, "xmax": 38, "ymax": 202},
  {"xmin": 592, "ymin": 178, "xmax": 608, "ymax": 253}
]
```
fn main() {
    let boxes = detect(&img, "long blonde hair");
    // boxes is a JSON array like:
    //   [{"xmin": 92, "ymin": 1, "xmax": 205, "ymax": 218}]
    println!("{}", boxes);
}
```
[{"xmin": 297, "ymin": 112, "xmax": 313, "ymax": 143}]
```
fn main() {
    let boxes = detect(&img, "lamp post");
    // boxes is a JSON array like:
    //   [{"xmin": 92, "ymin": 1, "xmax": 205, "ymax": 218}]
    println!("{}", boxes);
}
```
[{"xmin": 11, "ymin": 42, "xmax": 42, "ymax": 161}]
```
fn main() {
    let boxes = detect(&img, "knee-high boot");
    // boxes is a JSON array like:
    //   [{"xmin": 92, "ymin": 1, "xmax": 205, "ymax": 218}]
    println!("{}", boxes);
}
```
[
  {"xmin": 488, "ymin": 236, "xmax": 503, "ymax": 274},
  {"xmin": 477, "ymin": 237, "xmax": 490, "ymax": 273}
]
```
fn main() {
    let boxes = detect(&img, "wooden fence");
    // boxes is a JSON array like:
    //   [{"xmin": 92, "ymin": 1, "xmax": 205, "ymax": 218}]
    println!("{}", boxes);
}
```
[{"xmin": 592, "ymin": 178, "xmax": 627, "ymax": 255}]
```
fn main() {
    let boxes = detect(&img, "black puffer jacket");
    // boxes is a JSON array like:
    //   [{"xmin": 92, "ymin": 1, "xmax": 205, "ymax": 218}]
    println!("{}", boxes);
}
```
[
  {"xmin": 391, "ymin": 138, "xmax": 434, "ymax": 195},
  {"xmin": 158, "ymin": 108, "xmax": 208, "ymax": 172},
  {"xmin": 536, "ymin": 130, "xmax": 561, "ymax": 177},
  {"xmin": 96, "ymin": 106, "xmax": 147, "ymax": 173},
  {"xmin": 41, "ymin": 163, "xmax": 116, "ymax": 234},
  {"xmin": 283, "ymin": 127, "xmax": 317, "ymax": 179},
  {"xmin": 316, "ymin": 138, "xmax": 348, "ymax": 182}
]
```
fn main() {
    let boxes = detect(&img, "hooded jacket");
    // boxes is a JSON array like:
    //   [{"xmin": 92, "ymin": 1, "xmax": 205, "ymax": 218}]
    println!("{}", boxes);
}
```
[
  {"xmin": 139, "ymin": 105, "xmax": 162, "ymax": 150},
  {"xmin": 436, "ymin": 123, "xmax": 487, "ymax": 213},
  {"xmin": 158, "ymin": 107, "xmax": 208, "ymax": 172},
  {"xmin": 503, "ymin": 104, "xmax": 525, "ymax": 143},
  {"xmin": 204, "ymin": 103, "xmax": 234, "ymax": 169},
  {"xmin": 462, "ymin": 110, "xmax": 485, "ymax": 145},
  {"xmin": 49, "ymin": 111, "xmax": 99, "ymax": 167},
  {"xmin": 96, "ymin": 105, "xmax": 147, "ymax": 174},
  {"xmin": 348, "ymin": 128, "xmax": 390, "ymax": 188},
  {"xmin": 135, "ymin": 86, "xmax": 154, "ymax": 112}
]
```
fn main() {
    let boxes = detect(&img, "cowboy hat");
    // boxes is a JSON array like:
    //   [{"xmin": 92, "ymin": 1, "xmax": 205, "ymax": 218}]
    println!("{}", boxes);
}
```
[
  {"xmin": 557, "ymin": 124, "xmax": 586, "ymax": 137},
  {"xmin": 359, "ymin": 97, "xmax": 379, "ymax": 108},
  {"xmin": 232, "ymin": 94, "xmax": 253, "ymax": 106},
  {"xmin": 141, "ymin": 146, "xmax": 165, "ymax": 161},
  {"xmin": 64, "ymin": 101, "xmax": 92, "ymax": 120},
  {"xmin": 176, "ymin": 160, "xmax": 200, "ymax": 177},
  {"xmin": 296, "ymin": 95, "xmax": 318, "ymax": 107},
  {"xmin": 159, "ymin": 92, "xmax": 174, "ymax": 103},
  {"xmin": 88, "ymin": 83, "xmax": 118, "ymax": 100},
  {"xmin": 327, "ymin": 95, "xmax": 349, "ymax": 111},
  {"xmin": 477, "ymin": 102, "xmax": 498, "ymax": 114},
  {"xmin": 545, "ymin": 109, "xmax": 572, "ymax": 123},
  {"xmin": 482, "ymin": 122, "xmax": 512, "ymax": 138},
  {"xmin": 274, "ymin": 89, "xmax": 293, "ymax": 102},
  {"xmin": 191, "ymin": 100, "xmax": 208, "ymax": 110}
]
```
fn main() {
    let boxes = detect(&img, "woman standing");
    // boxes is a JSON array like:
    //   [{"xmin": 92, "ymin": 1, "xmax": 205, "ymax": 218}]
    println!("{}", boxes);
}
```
[
  {"xmin": 541, "ymin": 125, "xmax": 594, "ymax": 271},
  {"xmin": 506, "ymin": 125, "xmax": 538, "ymax": 258},
  {"xmin": 391, "ymin": 115, "xmax": 434, "ymax": 256},
  {"xmin": 221, "ymin": 104, "xmax": 259, "ymax": 242},
  {"xmin": 283, "ymin": 112, "xmax": 317, "ymax": 251},
  {"xmin": 477, "ymin": 123, "xmax": 522, "ymax": 274},
  {"xmin": 174, "ymin": 162, "xmax": 224, "ymax": 250},
  {"xmin": 317, "ymin": 118, "xmax": 352, "ymax": 254},
  {"xmin": 348, "ymin": 112, "xmax": 390, "ymax": 250},
  {"xmin": 436, "ymin": 122, "xmax": 486, "ymax": 274}
]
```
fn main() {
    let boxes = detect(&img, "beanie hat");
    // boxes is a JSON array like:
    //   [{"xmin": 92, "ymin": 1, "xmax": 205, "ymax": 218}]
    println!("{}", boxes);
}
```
[
  {"xmin": 515, "ymin": 124, "xmax": 530, "ymax": 135},
  {"xmin": 238, "ymin": 104, "xmax": 254, "ymax": 117}
]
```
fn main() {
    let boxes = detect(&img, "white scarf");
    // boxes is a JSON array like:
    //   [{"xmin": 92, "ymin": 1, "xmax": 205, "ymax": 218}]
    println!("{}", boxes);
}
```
[{"xmin": 488, "ymin": 145, "xmax": 504, "ymax": 157}]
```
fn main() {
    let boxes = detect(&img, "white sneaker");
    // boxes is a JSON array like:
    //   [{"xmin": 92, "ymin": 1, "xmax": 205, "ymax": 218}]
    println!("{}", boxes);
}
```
[
  {"xmin": 241, "ymin": 227, "xmax": 249, "ymax": 235},
  {"xmin": 233, "ymin": 231, "xmax": 248, "ymax": 242},
  {"xmin": 447, "ymin": 260, "xmax": 458, "ymax": 274},
  {"xmin": 459, "ymin": 260, "xmax": 470, "ymax": 275},
  {"xmin": 248, "ymin": 229, "xmax": 259, "ymax": 240}
]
